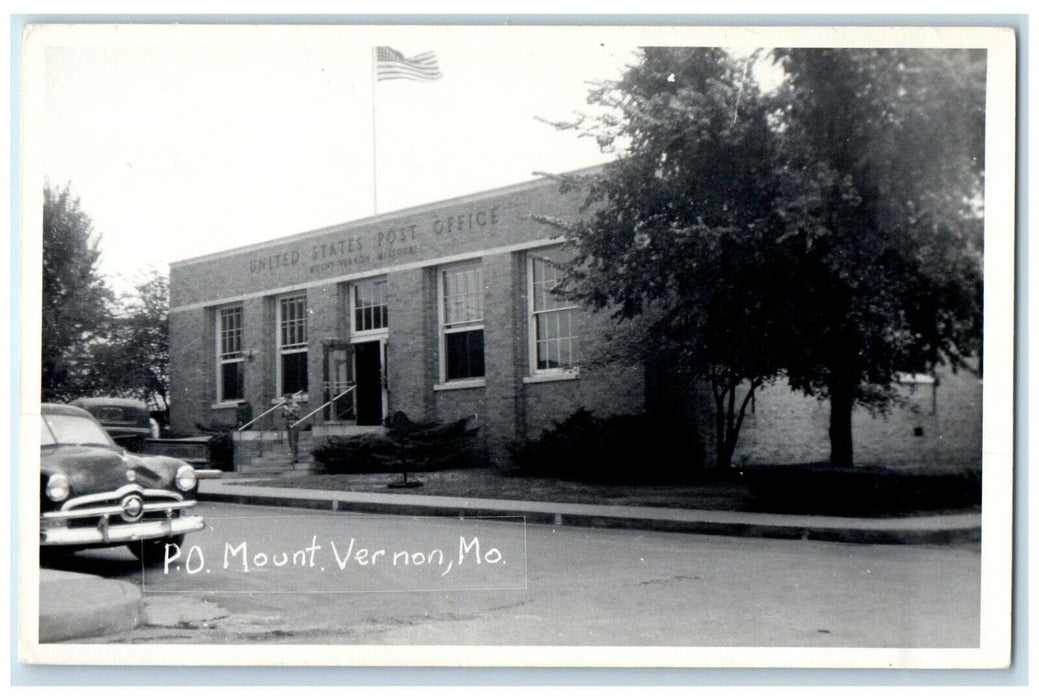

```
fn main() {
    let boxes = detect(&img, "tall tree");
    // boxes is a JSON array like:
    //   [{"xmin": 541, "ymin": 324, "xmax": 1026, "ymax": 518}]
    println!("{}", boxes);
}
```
[
  {"xmin": 771, "ymin": 49, "xmax": 985, "ymax": 465},
  {"xmin": 548, "ymin": 48, "xmax": 793, "ymax": 470},
  {"xmin": 550, "ymin": 47, "xmax": 984, "ymax": 469},
  {"xmin": 90, "ymin": 271, "xmax": 171, "ymax": 415},
  {"xmin": 41, "ymin": 184, "xmax": 113, "ymax": 402}
]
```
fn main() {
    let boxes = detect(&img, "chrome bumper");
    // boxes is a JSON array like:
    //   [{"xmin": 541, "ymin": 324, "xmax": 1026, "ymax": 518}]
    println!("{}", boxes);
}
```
[{"xmin": 41, "ymin": 515, "xmax": 205, "ymax": 547}]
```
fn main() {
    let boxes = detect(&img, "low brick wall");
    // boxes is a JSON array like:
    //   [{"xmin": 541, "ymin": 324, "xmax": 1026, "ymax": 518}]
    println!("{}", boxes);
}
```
[{"xmin": 141, "ymin": 437, "xmax": 212, "ymax": 466}]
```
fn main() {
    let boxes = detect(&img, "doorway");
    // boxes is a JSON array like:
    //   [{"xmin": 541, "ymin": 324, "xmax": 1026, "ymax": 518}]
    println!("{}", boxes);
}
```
[
  {"xmin": 322, "ymin": 340, "xmax": 354, "ymax": 421},
  {"xmin": 353, "ymin": 340, "xmax": 385, "ymax": 426}
]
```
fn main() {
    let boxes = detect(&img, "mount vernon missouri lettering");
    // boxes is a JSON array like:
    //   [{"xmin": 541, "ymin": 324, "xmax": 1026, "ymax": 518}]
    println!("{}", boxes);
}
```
[
  {"xmin": 246, "ymin": 205, "xmax": 503, "ymax": 276},
  {"xmin": 160, "ymin": 535, "xmax": 510, "ymax": 582}
]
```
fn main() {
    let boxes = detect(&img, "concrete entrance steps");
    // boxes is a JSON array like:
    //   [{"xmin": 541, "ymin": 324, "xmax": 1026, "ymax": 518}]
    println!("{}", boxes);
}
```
[
  {"xmin": 242, "ymin": 456, "xmax": 317, "ymax": 474},
  {"xmin": 234, "ymin": 432, "xmax": 318, "ymax": 475},
  {"xmin": 232, "ymin": 425, "xmax": 384, "ymax": 475},
  {"xmin": 311, "ymin": 423, "xmax": 387, "ymax": 438}
]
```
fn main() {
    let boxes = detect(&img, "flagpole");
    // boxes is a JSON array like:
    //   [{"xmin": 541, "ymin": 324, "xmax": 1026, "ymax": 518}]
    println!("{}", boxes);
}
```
[
  {"xmin": 370, "ymin": 47, "xmax": 442, "ymax": 215},
  {"xmin": 371, "ymin": 47, "xmax": 378, "ymax": 215}
]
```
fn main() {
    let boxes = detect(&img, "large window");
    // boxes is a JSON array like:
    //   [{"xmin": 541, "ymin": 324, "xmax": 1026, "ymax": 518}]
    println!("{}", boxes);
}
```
[
  {"xmin": 440, "ymin": 263, "xmax": 485, "ymax": 381},
  {"xmin": 353, "ymin": 278, "xmax": 388, "ymax": 334},
  {"xmin": 217, "ymin": 305, "xmax": 244, "ymax": 402},
  {"xmin": 529, "ymin": 255, "xmax": 579, "ymax": 373},
  {"xmin": 278, "ymin": 293, "xmax": 308, "ymax": 395}
]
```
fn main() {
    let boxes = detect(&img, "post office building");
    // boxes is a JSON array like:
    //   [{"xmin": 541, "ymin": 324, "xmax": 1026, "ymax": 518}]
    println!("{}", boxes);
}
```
[{"xmin": 168, "ymin": 172, "xmax": 646, "ymax": 468}]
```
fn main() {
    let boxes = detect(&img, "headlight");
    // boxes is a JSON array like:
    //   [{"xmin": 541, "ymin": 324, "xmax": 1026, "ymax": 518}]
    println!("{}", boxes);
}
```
[
  {"xmin": 175, "ymin": 464, "xmax": 197, "ymax": 491},
  {"xmin": 45, "ymin": 474, "xmax": 70, "ymax": 502}
]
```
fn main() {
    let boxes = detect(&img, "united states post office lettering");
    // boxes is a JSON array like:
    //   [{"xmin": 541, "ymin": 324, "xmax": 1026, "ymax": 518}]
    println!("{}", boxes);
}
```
[
  {"xmin": 311, "ymin": 236, "xmax": 365, "ymax": 261},
  {"xmin": 248, "ymin": 250, "xmax": 300, "ymax": 274},
  {"xmin": 431, "ymin": 206, "xmax": 500, "ymax": 235}
]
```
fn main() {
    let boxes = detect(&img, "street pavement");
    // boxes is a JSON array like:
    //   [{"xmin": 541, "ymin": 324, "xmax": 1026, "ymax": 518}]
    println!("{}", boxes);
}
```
[{"xmin": 36, "ymin": 476, "xmax": 981, "ymax": 642}]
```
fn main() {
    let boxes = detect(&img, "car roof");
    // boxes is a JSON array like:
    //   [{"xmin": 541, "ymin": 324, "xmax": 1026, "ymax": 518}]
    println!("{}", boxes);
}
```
[
  {"xmin": 69, "ymin": 397, "xmax": 148, "ymax": 409},
  {"xmin": 42, "ymin": 403, "xmax": 96, "ymax": 417}
]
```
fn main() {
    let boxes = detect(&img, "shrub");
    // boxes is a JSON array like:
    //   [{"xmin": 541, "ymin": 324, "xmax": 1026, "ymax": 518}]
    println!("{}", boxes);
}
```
[
  {"xmin": 191, "ymin": 423, "xmax": 234, "ymax": 470},
  {"xmin": 740, "ymin": 463, "xmax": 981, "ymax": 515},
  {"xmin": 509, "ymin": 408, "xmax": 706, "ymax": 483},
  {"xmin": 313, "ymin": 412, "xmax": 483, "ymax": 475}
]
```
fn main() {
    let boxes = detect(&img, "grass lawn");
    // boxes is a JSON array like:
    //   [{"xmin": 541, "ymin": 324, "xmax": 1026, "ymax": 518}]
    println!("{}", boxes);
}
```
[
  {"xmin": 242, "ymin": 464, "xmax": 981, "ymax": 516},
  {"xmin": 246, "ymin": 468, "xmax": 756, "ymax": 511}
]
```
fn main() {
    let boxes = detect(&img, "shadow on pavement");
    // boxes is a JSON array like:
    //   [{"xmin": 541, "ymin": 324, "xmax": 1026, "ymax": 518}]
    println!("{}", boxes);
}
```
[{"xmin": 40, "ymin": 548, "xmax": 144, "ymax": 578}]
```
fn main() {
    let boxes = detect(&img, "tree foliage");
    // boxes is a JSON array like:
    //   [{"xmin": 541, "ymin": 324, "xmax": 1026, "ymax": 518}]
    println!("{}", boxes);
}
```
[
  {"xmin": 549, "ymin": 48, "xmax": 795, "ymax": 469},
  {"xmin": 42, "ymin": 184, "xmax": 113, "ymax": 402},
  {"xmin": 42, "ymin": 185, "xmax": 171, "ymax": 411},
  {"xmin": 552, "ymin": 47, "xmax": 985, "ymax": 468},
  {"xmin": 769, "ymin": 49, "xmax": 985, "ymax": 465},
  {"xmin": 90, "ymin": 271, "xmax": 171, "ymax": 413}
]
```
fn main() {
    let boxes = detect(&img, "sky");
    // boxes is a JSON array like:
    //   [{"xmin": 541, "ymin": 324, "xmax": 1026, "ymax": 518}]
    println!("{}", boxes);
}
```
[
  {"xmin": 27, "ymin": 22, "xmax": 998, "ymax": 300},
  {"xmin": 33, "ymin": 25, "xmax": 650, "ymax": 295}
]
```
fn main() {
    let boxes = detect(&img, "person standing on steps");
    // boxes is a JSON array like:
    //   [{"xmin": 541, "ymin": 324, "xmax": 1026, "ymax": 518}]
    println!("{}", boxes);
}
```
[{"xmin": 282, "ymin": 393, "xmax": 302, "ymax": 463}]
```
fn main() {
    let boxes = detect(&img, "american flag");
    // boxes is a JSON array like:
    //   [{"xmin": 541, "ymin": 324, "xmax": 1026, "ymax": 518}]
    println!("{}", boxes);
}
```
[{"xmin": 375, "ymin": 46, "xmax": 442, "ymax": 82}]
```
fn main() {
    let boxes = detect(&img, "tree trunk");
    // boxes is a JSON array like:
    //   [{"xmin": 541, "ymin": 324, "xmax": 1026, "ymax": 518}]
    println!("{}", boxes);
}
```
[
  {"xmin": 828, "ymin": 381, "xmax": 855, "ymax": 467},
  {"xmin": 713, "ymin": 389, "xmax": 729, "ymax": 470},
  {"xmin": 716, "ymin": 437, "xmax": 732, "ymax": 470},
  {"xmin": 712, "ymin": 379, "xmax": 760, "ymax": 471}
]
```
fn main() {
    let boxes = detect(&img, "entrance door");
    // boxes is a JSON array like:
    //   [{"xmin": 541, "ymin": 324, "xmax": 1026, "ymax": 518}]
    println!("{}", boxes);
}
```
[
  {"xmin": 354, "ymin": 340, "xmax": 385, "ymax": 426},
  {"xmin": 322, "ymin": 341, "xmax": 354, "ymax": 421}
]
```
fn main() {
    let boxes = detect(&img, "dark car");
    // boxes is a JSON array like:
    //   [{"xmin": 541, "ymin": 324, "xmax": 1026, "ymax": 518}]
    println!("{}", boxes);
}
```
[
  {"xmin": 40, "ymin": 403, "xmax": 204, "ymax": 565},
  {"xmin": 70, "ymin": 397, "xmax": 159, "ymax": 452}
]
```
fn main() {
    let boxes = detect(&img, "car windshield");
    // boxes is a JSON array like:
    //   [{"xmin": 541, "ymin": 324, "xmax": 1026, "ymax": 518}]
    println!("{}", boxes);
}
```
[{"xmin": 41, "ymin": 413, "xmax": 115, "ymax": 447}]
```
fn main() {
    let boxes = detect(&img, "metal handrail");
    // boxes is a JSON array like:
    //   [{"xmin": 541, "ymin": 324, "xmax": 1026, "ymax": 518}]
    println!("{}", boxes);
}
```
[
  {"xmin": 290, "ymin": 385, "xmax": 356, "ymax": 429},
  {"xmin": 236, "ymin": 399, "xmax": 287, "ymax": 433}
]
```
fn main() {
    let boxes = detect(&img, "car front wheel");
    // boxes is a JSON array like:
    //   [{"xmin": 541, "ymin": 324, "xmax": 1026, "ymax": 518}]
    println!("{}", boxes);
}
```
[{"xmin": 128, "ymin": 535, "xmax": 185, "ymax": 567}]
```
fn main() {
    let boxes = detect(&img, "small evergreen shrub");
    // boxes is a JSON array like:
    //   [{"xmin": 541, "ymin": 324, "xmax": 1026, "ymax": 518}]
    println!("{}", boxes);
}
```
[
  {"xmin": 509, "ymin": 408, "xmax": 705, "ymax": 483},
  {"xmin": 313, "ymin": 412, "xmax": 483, "ymax": 474}
]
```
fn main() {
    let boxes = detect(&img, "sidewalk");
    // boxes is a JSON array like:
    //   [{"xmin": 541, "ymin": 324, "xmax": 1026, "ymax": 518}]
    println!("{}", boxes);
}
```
[
  {"xmin": 38, "ymin": 569, "xmax": 142, "ymax": 643},
  {"xmin": 197, "ymin": 478, "xmax": 982, "ymax": 546}
]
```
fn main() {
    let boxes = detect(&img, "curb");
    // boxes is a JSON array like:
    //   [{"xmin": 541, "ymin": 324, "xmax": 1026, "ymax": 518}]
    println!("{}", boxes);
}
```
[
  {"xmin": 197, "ymin": 486, "xmax": 981, "ymax": 546},
  {"xmin": 39, "ymin": 569, "xmax": 142, "ymax": 642}
]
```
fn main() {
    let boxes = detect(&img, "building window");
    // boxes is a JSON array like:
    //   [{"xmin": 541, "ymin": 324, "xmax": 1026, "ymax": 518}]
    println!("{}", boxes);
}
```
[
  {"xmin": 529, "ymin": 255, "xmax": 579, "ymax": 373},
  {"xmin": 440, "ymin": 262, "xmax": 484, "ymax": 381},
  {"xmin": 278, "ymin": 293, "xmax": 308, "ymax": 395},
  {"xmin": 353, "ymin": 278, "xmax": 388, "ymax": 334},
  {"xmin": 217, "ymin": 305, "xmax": 244, "ymax": 402}
]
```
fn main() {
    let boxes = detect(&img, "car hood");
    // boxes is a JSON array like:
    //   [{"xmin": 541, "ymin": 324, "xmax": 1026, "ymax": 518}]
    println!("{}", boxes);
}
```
[{"xmin": 41, "ymin": 445, "xmax": 182, "ymax": 496}]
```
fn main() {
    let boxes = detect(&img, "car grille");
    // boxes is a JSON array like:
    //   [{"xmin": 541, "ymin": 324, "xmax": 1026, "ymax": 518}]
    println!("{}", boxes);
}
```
[{"xmin": 42, "ymin": 483, "xmax": 195, "ymax": 525}]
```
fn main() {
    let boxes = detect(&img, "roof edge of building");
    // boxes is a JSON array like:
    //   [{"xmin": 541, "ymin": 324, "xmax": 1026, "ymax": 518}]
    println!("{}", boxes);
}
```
[{"xmin": 170, "ymin": 164, "xmax": 606, "ymax": 270}]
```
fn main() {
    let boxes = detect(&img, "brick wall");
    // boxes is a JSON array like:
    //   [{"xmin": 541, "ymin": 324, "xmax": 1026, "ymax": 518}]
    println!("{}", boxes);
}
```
[
  {"xmin": 730, "ymin": 367, "xmax": 982, "ymax": 469},
  {"xmin": 384, "ymin": 267, "xmax": 428, "ymax": 419},
  {"xmin": 168, "ymin": 308, "xmax": 208, "ymax": 434},
  {"xmin": 931, "ymin": 367, "xmax": 984, "ymax": 469}
]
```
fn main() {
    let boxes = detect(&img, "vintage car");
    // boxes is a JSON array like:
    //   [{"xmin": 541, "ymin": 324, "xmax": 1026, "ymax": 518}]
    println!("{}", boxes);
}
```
[
  {"xmin": 69, "ymin": 397, "xmax": 159, "ymax": 452},
  {"xmin": 40, "ymin": 403, "xmax": 204, "ymax": 565}
]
